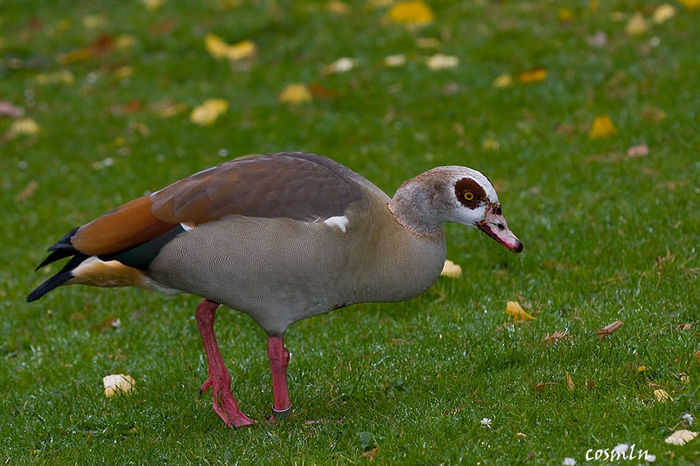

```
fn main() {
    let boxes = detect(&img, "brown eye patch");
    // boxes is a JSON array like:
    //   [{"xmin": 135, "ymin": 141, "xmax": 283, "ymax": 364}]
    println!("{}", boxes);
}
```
[{"xmin": 454, "ymin": 177, "xmax": 486, "ymax": 209}]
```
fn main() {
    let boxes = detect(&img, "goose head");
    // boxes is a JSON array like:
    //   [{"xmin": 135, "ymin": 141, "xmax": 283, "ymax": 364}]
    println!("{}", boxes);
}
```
[{"xmin": 389, "ymin": 166, "xmax": 523, "ymax": 253}]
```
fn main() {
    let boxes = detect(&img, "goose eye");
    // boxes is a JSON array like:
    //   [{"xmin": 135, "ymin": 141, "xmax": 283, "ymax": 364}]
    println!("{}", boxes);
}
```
[{"xmin": 464, "ymin": 192, "xmax": 474, "ymax": 201}]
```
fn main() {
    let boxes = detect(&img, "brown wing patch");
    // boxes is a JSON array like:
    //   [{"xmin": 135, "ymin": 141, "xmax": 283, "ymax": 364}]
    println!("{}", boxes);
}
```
[
  {"xmin": 72, "ymin": 196, "xmax": 175, "ymax": 255},
  {"xmin": 150, "ymin": 152, "xmax": 365, "ymax": 225},
  {"xmin": 454, "ymin": 177, "xmax": 486, "ymax": 209}
]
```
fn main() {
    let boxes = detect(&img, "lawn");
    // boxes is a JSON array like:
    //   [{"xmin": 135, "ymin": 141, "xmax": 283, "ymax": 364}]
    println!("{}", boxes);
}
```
[{"xmin": 1, "ymin": 0, "xmax": 698, "ymax": 463}]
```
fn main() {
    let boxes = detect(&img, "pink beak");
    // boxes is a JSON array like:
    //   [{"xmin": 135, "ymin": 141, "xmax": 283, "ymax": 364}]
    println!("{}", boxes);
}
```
[{"xmin": 476, "ymin": 206, "xmax": 523, "ymax": 253}]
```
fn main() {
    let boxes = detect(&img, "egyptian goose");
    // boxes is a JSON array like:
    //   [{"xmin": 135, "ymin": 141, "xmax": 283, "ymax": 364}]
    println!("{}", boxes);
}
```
[{"xmin": 28, "ymin": 152, "xmax": 522, "ymax": 427}]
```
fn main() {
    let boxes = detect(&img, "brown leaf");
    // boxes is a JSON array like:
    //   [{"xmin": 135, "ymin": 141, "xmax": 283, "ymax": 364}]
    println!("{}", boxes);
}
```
[
  {"xmin": 678, "ymin": 322, "xmax": 694, "ymax": 330},
  {"xmin": 543, "ymin": 331, "xmax": 571, "ymax": 345},
  {"xmin": 361, "ymin": 447, "xmax": 378, "ymax": 460},
  {"xmin": 566, "ymin": 371, "xmax": 575, "ymax": 391},
  {"xmin": 14, "ymin": 180, "xmax": 38, "ymax": 201},
  {"xmin": 596, "ymin": 320, "xmax": 623, "ymax": 338},
  {"xmin": 517, "ymin": 67, "xmax": 547, "ymax": 84},
  {"xmin": 308, "ymin": 83, "xmax": 337, "ymax": 100},
  {"xmin": 534, "ymin": 382, "xmax": 556, "ymax": 392}
]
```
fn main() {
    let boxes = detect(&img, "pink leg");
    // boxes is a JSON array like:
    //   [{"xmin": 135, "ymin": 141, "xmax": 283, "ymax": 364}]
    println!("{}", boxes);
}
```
[
  {"xmin": 267, "ymin": 336, "xmax": 291, "ymax": 415},
  {"xmin": 196, "ymin": 299, "xmax": 253, "ymax": 427}
]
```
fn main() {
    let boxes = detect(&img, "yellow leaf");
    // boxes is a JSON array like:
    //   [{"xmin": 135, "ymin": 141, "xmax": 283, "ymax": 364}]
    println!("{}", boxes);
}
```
[
  {"xmin": 205, "ymin": 34, "xmax": 255, "ymax": 61},
  {"xmin": 9, "ymin": 118, "xmax": 40, "ymax": 136},
  {"xmin": 625, "ymin": 13, "xmax": 647, "ymax": 36},
  {"xmin": 493, "ymin": 73, "xmax": 513, "ymax": 88},
  {"xmin": 34, "ymin": 69, "xmax": 75, "ymax": 85},
  {"xmin": 278, "ymin": 83, "xmax": 312, "ymax": 104},
  {"xmin": 517, "ymin": 67, "xmax": 547, "ymax": 84},
  {"xmin": 82, "ymin": 14, "xmax": 106, "ymax": 30},
  {"xmin": 653, "ymin": 4, "xmax": 676, "ymax": 23},
  {"xmin": 566, "ymin": 371, "xmax": 575, "ymax": 391},
  {"xmin": 665, "ymin": 430, "xmax": 697, "ymax": 445},
  {"xmin": 506, "ymin": 301, "xmax": 535, "ymax": 323},
  {"xmin": 327, "ymin": 0, "xmax": 349, "ymax": 14},
  {"xmin": 558, "ymin": 8, "xmax": 574, "ymax": 21},
  {"xmin": 383, "ymin": 54, "xmax": 407, "ymax": 67},
  {"xmin": 440, "ymin": 259, "xmax": 462, "ymax": 279},
  {"xmin": 56, "ymin": 48, "xmax": 93, "ymax": 65},
  {"xmin": 653, "ymin": 388, "xmax": 673, "ymax": 403},
  {"xmin": 481, "ymin": 138, "xmax": 500, "ymax": 150},
  {"xmin": 142, "ymin": 0, "xmax": 165, "ymax": 11},
  {"xmin": 190, "ymin": 99, "xmax": 228, "ymax": 126},
  {"xmin": 426, "ymin": 54, "xmax": 459, "ymax": 70},
  {"xmin": 677, "ymin": 0, "xmax": 700, "ymax": 10},
  {"xmin": 103, "ymin": 374, "xmax": 135, "ymax": 398},
  {"xmin": 115, "ymin": 34, "xmax": 137, "ymax": 50},
  {"xmin": 589, "ymin": 115, "xmax": 618, "ymax": 139},
  {"xmin": 386, "ymin": 1, "xmax": 434, "ymax": 26}
]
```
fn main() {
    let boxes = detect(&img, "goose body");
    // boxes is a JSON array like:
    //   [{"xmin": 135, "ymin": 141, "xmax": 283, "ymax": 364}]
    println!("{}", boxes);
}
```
[{"xmin": 29, "ymin": 152, "xmax": 522, "ymax": 427}]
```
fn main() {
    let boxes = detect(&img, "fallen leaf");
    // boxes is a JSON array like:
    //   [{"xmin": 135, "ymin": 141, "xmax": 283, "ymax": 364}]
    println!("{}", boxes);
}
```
[
  {"xmin": 678, "ymin": 322, "xmax": 694, "ymax": 330},
  {"xmin": 534, "ymin": 382, "xmax": 555, "ymax": 392},
  {"xmin": 516, "ymin": 432, "xmax": 527, "ymax": 439},
  {"xmin": 416, "ymin": 37, "xmax": 441, "ymax": 49},
  {"xmin": 596, "ymin": 320, "xmax": 622, "ymax": 338},
  {"xmin": 426, "ymin": 54, "xmax": 459, "ymax": 70},
  {"xmin": 327, "ymin": 1, "xmax": 349, "ymax": 14},
  {"xmin": 543, "ymin": 331, "xmax": 571, "ymax": 345},
  {"xmin": 34, "ymin": 69, "xmax": 75, "ymax": 85},
  {"xmin": 566, "ymin": 371, "xmax": 575, "ymax": 391},
  {"xmin": 625, "ymin": 13, "xmax": 647, "ymax": 36},
  {"xmin": 493, "ymin": 73, "xmax": 513, "ymax": 88},
  {"xmin": 440, "ymin": 259, "xmax": 462, "ymax": 278},
  {"xmin": 677, "ymin": 0, "xmax": 700, "ymax": 10},
  {"xmin": 517, "ymin": 67, "xmax": 547, "ymax": 84},
  {"xmin": 190, "ymin": 99, "xmax": 228, "ymax": 126},
  {"xmin": 626, "ymin": 144, "xmax": 649, "ymax": 158},
  {"xmin": 383, "ymin": 54, "xmax": 407, "ymax": 67},
  {"xmin": 82, "ymin": 14, "xmax": 106, "ymax": 30},
  {"xmin": 360, "ymin": 447, "xmax": 378, "ymax": 460},
  {"xmin": 654, "ymin": 388, "xmax": 673, "ymax": 403},
  {"xmin": 14, "ymin": 180, "xmax": 38, "ymax": 202},
  {"xmin": 205, "ymin": 34, "xmax": 256, "ymax": 61},
  {"xmin": 322, "ymin": 57, "xmax": 356, "ymax": 74},
  {"xmin": 278, "ymin": 83, "xmax": 312, "ymax": 104},
  {"xmin": 308, "ymin": 83, "xmax": 337, "ymax": 99},
  {"xmin": 386, "ymin": 1, "xmax": 434, "ymax": 26},
  {"xmin": 150, "ymin": 100, "xmax": 187, "ymax": 118},
  {"xmin": 9, "ymin": 118, "xmax": 40, "ymax": 136},
  {"xmin": 506, "ymin": 301, "xmax": 535, "ymax": 323},
  {"xmin": 103, "ymin": 374, "xmax": 135, "ymax": 397},
  {"xmin": 653, "ymin": 4, "xmax": 676, "ymax": 23},
  {"xmin": 142, "ymin": 0, "xmax": 165, "ymax": 11},
  {"xmin": 665, "ymin": 430, "xmax": 697, "ymax": 446},
  {"xmin": 482, "ymin": 138, "xmax": 500, "ymax": 150},
  {"xmin": 589, "ymin": 115, "xmax": 618, "ymax": 139},
  {"xmin": 640, "ymin": 105, "xmax": 666, "ymax": 123},
  {"xmin": 0, "ymin": 101, "xmax": 23, "ymax": 118},
  {"xmin": 115, "ymin": 34, "xmax": 137, "ymax": 50}
]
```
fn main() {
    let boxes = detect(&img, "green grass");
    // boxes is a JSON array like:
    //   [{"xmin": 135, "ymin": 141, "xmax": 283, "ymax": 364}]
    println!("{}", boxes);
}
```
[{"xmin": 1, "ymin": 0, "xmax": 698, "ymax": 463}]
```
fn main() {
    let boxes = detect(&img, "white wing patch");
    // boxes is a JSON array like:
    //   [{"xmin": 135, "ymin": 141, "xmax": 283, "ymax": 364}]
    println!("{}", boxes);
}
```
[
  {"xmin": 180, "ymin": 222, "xmax": 195, "ymax": 231},
  {"xmin": 324, "ymin": 215, "xmax": 349, "ymax": 233}
]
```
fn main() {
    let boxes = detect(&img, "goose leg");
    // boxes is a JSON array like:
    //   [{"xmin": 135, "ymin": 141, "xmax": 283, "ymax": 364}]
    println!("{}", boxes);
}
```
[
  {"xmin": 196, "ymin": 299, "xmax": 253, "ymax": 427},
  {"xmin": 267, "ymin": 336, "xmax": 291, "ymax": 416}
]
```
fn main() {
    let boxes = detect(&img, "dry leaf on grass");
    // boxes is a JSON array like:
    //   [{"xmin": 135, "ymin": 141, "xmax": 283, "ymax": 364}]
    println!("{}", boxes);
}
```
[
  {"xmin": 589, "ymin": 115, "xmax": 618, "ymax": 139},
  {"xmin": 653, "ymin": 388, "xmax": 673, "ymax": 403},
  {"xmin": 383, "ymin": 54, "xmax": 407, "ymax": 67},
  {"xmin": 517, "ymin": 67, "xmax": 547, "ymax": 84},
  {"xmin": 360, "ymin": 447, "xmax": 378, "ymax": 460},
  {"xmin": 440, "ymin": 259, "xmax": 462, "ymax": 279},
  {"xmin": 534, "ymin": 382, "xmax": 555, "ymax": 392},
  {"xmin": 596, "ymin": 320, "xmax": 623, "ymax": 338},
  {"xmin": 278, "ymin": 83, "xmax": 312, "ymax": 104},
  {"xmin": 205, "ymin": 34, "xmax": 256, "ymax": 61},
  {"xmin": 322, "ymin": 57, "xmax": 356, "ymax": 74},
  {"xmin": 493, "ymin": 73, "xmax": 513, "ymax": 88},
  {"xmin": 386, "ymin": 1, "xmax": 434, "ymax": 26},
  {"xmin": 426, "ymin": 54, "xmax": 459, "ymax": 70},
  {"xmin": 14, "ymin": 180, "xmax": 38, "ymax": 202},
  {"xmin": 327, "ymin": 1, "xmax": 349, "ymax": 14},
  {"xmin": 34, "ymin": 69, "xmax": 75, "ymax": 86},
  {"xmin": 543, "ymin": 331, "xmax": 571, "ymax": 345},
  {"xmin": 9, "ymin": 118, "xmax": 40, "ymax": 136},
  {"xmin": 103, "ymin": 374, "xmax": 135, "ymax": 397},
  {"xmin": 625, "ymin": 13, "xmax": 647, "ymax": 36},
  {"xmin": 653, "ymin": 4, "xmax": 676, "ymax": 23},
  {"xmin": 190, "ymin": 99, "xmax": 228, "ymax": 126},
  {"xmin": 566, "ymin": 371, "xmax": 575, "ymax": 391},
  {"xmin": 149, "ymin": 100, "xmax": 187, "ymax": 118},
  {"xmin": 665, "ymin": 430, "xmax": 697, "ymax": 446},
  {"xmin": 506, "ymin": 301, "xmax": 535, "ymax": 323}
]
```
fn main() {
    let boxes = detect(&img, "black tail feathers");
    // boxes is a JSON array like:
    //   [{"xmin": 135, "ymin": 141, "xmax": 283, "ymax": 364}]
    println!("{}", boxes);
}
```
[{"xmin": 28, "ymin": 227, "xmax": 86, "ymax": 302}]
